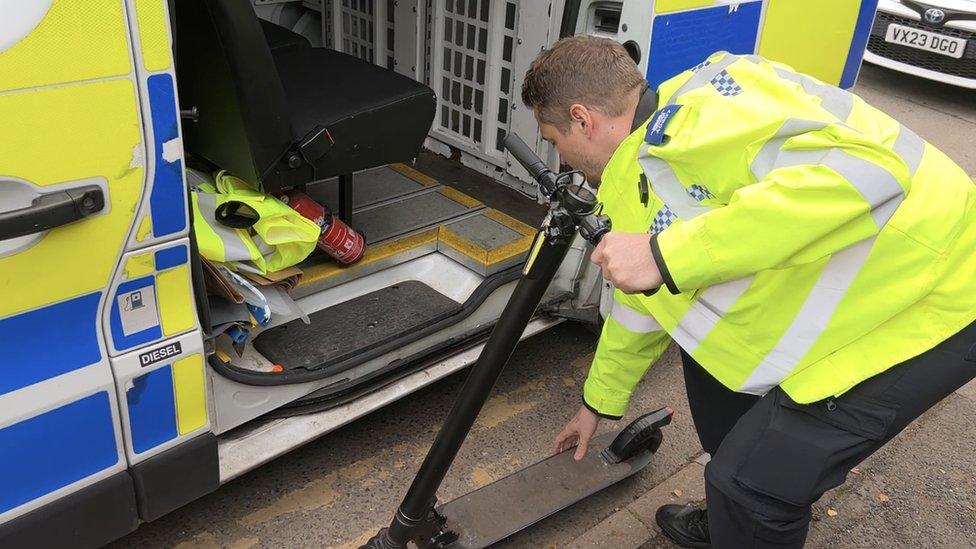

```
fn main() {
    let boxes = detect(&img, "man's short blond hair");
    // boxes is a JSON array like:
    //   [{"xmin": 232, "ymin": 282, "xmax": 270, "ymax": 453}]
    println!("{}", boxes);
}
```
[{"xmin": 521, "ymin": 35, "xmax": 645, "ymax": 133}]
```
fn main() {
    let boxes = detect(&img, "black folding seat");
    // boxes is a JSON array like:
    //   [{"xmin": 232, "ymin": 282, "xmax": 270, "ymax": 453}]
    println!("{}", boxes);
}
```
[
  {"xmin": 259, "ymin": 19, "xmax": 311, "ymax": 54},
  {"xmin": 174, "ymin": 0, "xmax": 437, "ymax": 222}
]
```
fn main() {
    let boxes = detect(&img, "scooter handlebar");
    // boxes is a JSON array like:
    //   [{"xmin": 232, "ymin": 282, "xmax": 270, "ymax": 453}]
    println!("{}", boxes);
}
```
[{"xmin": 503, "ymin": 133, "xmax": 551, "ymax": 183}]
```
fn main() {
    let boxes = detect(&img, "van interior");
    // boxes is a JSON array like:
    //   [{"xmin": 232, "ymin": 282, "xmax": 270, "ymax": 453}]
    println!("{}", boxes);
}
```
[{"xmin": 171, "ymin": 0, "xmax": 590, "ymax": 432}]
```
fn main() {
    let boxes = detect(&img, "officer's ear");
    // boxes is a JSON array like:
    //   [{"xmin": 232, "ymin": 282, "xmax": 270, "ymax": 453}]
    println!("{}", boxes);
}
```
[{"xmin": 568, "ymin": 104, "xmax": 594, "ymax": 138}]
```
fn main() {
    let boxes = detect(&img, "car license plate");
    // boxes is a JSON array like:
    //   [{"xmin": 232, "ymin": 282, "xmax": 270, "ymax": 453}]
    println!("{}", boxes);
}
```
[{"xmin": 885, "ymin": 24, "xmax": 966, "ymax": 59}]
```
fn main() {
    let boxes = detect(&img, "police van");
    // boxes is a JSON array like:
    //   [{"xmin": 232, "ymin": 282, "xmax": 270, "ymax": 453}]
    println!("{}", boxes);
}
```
[{"xmin": 0, "ymin": 0, "xmax": 879, "ymax": 545}]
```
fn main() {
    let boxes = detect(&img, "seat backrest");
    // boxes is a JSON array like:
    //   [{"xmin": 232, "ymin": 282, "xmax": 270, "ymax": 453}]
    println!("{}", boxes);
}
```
[{"xmin": 174, "ymin": 0, "xmax": 295, "ymax": 187}]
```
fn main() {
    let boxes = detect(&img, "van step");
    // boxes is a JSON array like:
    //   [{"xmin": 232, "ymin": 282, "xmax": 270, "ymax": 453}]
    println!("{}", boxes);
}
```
[
  {"xmin": 438, "ymin": 210, "xmax": 535, "ymax": 276},
  {"xmin": 253, "ymin": 281, "xmax": 459, "ymax": 372},
  {"xmin": 308, "ymin": 164, "xmax": 435, "ymax": 210},
  {"xmin": 295, "ymin": 162, "xmax": 537, "ymax": 293},
  {"xmin": 354, "ymin": 187, "xmax": 483, "ymax": 244}
]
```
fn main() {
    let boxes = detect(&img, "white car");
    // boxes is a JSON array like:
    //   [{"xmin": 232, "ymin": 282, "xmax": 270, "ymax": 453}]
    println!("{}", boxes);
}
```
[{"xmin": 866, "ymin": 0, "xmax": 976, "ymax": 88}]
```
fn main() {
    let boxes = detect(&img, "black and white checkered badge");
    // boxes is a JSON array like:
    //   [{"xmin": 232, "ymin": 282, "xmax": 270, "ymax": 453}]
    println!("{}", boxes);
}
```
[
  {"xmin": 687, "ymin": 184, "xmax": 715, "ymax": 202},
  {"xmin": 650, "ymin": 205, "xmax": 678, "ymax": 233},
  {"xmin": 710, "ymin": 69, "xmax": 743, "ymax": 97},
  {"xmin": 691, "ymin": 59, "xmax": 712, "ymax": 73}
]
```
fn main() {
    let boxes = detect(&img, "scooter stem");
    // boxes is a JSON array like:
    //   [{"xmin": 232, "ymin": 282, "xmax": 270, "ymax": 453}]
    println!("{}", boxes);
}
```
[{"xmin": 363, "ymin": 134, "xmax": 602, "ymax": 549}]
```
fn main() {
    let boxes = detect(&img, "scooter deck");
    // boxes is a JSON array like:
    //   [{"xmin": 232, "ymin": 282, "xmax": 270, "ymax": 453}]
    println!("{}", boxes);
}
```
[{"xmin": 437, "ymin": 430, "xmax": 654, "ymax": 548}]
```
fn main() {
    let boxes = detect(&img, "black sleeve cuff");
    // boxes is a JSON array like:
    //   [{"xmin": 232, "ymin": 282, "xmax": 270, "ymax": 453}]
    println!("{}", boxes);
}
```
[
  {"xmin": 650, "ymin": 232, "xmax": 680, "ymax": 295},
  {"xmin": 641, "ymin": 234, "xmax": 661, "ymax": 297},
  {"xmin": 582, "ymin": 395, "xmax": 623, "ymax": 421}
]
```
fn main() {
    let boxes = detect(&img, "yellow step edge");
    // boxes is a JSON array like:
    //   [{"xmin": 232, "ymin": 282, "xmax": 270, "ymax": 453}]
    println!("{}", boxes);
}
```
[
  {"xmin": 389, "ymin": 163, "xmax": 439, "ymax": 186},
  {"xmin": 297, "ymin": 205, "xmax": 538, "ymax": 284},
  {"xmin": 437, "ymin": 224, "xmax": 535, "ymax": 268},
  {"xmin": 482, "ymin": 209, "xmax": 537, "ymax": 238},
  {"xmin": 487, "ymin": 233, "xmax": 535, "ymax": 265},
  {"xmin": 293, "ymin": 166, "xmax": 540, "ymax": 283},
  {"xmin": 438, "ymin": 208, "xmax": 538, "ymax": 268},
  {"xmin": 437, "ymin": 225, "xmax": 489, "ymax": 265},
  {"xmin": 482, "ymin": 209, "xmax": 538, "ymax": 265},
  {"xmin": 390, "ymin": 163, "xmax": 484, "ymax": 210},
  {"xmin": 436, "ymin": 186, "xmax": 483, "ymax": 209},
  {"xmin": 297, "ymin": 229, "xmax": 439, "ymax": 288}
]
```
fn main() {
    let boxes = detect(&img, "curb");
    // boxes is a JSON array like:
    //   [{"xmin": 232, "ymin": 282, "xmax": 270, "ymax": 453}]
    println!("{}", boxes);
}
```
[
  {"xmin": 567, "ymin": 459, "xmax": 707, "ymax": 549},
  {"xmin": 956, "ymin": 378, "xmax": 976, "ymax": 402}
]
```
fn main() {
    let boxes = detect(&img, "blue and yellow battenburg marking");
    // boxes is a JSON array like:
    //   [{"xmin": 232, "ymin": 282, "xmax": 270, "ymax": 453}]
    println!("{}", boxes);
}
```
[
  {"xmin": 646, "ymin": 0, "xmax": 879, "ymax": 89},
  {"xmin": 126, "ymin": 353, "xmax": 208, "ymax": 454},
  {"xmin": 130, "ymin": 0, "xmax": 188, "ymax": 243},
  {"xmin": 757, "ymin": 0, "xmax": 879, "ymax": 89},
  {"xmin": 0, "ymin": 293, "xmax": 103, "ymax": 397},
  {"xmin": 0, "ymin": 0, "xmax": 202, "ymax": 520},
  {"xmin": 0, "ymin": 391, "xmax": 120, "ymax": 514},
  {"xmin": 0, "ymin": 0, "xmax": 140, "ymax": 516},
  {"xmin": 110, "ymin": 242, "xmax": 196, "ymax": 353},
  {"xmin": 146, "ymin": 73, "xmax": 187, "ymax": 239},
  {"xmin": 112, "ymin": 240, "xmax": 206, "ymax": 455}
]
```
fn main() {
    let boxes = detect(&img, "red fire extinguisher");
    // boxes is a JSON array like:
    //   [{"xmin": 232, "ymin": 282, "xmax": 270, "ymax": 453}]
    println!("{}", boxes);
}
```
[{"xmin": 280, "ymin": 190, "xmax": 366, "ymax": 265}]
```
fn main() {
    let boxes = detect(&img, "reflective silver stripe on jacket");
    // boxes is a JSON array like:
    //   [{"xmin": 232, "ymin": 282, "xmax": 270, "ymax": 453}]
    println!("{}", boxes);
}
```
[
  {"xmin": 750, "ymin": 119, "xmax": 828, "ymax": 180},
  {"xmin": 735, "ymin": 54, "xmax": 925, "ymax": 178},
  {"xmin": 194, "ymin": 192, "xmax": 254, "ymax": 261},
  {"xmin": 672, "ymin": 275, "xmax": 755, "ymax": 356},
  {"xmin": 741, "ymin": 123, "xmax": 909, "ymax": 392},
  {"xmin": 739, "ymin": 129, "xmax": 908, "ymax": 392},
  {"xmin": 253, "ymin": 233, "xmax": 276, "ymax": 256},
  {"xmin": 738, "ymin": 238, "xmax": 876, "ymax": 394},
  {"xmin": 774, "ymin": 68, "xmax": 854, "ymax": 121},
  {"xmin": 611, "ymin": 298, "xmax": 663, "ymax": 333},
  {"xmin": 739, "ymin": 55, "xmax": 855, "ymax": 122},
  {"xmin": 667, "ymin": 53, "xmax": 738, "ymax": 105},
  {"xmin": 893, "ymin": 125, "xmax": 925, "ymax": 176},
  {"xmin": 752, "ymin": 120, "xmax": 906, "ymax": 228},
  {"xmin": 638, "ymin": 155, "xmax": 711, "ymax": 220},
  {"xmin": 754, "ymin": 55, "xmax": 927, "ymax": 178}
]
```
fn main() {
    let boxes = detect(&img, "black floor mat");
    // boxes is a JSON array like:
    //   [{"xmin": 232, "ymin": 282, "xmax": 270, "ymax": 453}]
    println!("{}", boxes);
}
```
[{"xmin": 253, "ymin": 281, "xmax": 460, "ymax": 372}]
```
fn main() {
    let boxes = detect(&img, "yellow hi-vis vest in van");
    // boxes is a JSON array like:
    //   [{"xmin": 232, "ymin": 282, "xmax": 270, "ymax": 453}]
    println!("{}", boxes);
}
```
[
  {"xmin": 584, "ymin": 52, "xmax": 976, "ymax": 418},
  {"xmin": 190, "ymin": 170, "xmax": 321, "ymax": 274}
]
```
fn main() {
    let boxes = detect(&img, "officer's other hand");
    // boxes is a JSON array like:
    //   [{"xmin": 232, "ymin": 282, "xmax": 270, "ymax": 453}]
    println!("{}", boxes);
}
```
[
  {"xmin": 553, "ymin": 405, "xmax": 600, "ymax": 461},
  {"xmin": 590, "ymin": 232, "xmax": 663, "ymax": 293}
]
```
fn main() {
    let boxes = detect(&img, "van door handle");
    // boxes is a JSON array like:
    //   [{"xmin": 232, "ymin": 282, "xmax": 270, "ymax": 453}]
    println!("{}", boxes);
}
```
[{"xmin": 0, "ymin": 185, "xmax": 105, "ymax": 241}]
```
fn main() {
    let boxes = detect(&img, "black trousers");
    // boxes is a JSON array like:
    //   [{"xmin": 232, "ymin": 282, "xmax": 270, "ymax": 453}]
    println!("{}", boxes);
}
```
[{"xmin": 681, "ymin": 320, "xmax": 976, "ymax": 548}]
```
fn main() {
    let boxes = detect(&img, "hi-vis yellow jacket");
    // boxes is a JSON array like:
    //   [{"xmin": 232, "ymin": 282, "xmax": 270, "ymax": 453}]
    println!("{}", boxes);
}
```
[
  {"xmin": 584, "ymin": 52, "xmax": 976, "ymax": 418},
  {"xmin": 190, "ymin": 170, "xmax": 320, "ymax": 275}
]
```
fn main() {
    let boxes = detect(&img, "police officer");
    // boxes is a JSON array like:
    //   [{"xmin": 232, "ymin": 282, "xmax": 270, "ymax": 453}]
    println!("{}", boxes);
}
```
[{"xmin": 520, "ymin": 36, "xmax": 976, "ymax": 548}]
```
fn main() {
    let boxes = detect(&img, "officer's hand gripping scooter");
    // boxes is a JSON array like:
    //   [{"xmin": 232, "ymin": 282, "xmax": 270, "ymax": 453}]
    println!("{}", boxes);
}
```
[{"xmin": 363, "ymin": 134, "xmax": 673, "ymax": 549}]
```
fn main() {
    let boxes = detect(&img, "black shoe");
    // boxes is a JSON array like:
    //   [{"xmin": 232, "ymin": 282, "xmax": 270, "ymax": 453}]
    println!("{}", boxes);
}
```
[{"xmin": 655, "ymin": 504, "xmax": 710, "ymax": 548}]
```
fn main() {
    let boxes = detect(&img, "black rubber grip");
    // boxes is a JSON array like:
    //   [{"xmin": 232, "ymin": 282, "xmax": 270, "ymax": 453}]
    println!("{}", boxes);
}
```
[{"xmin": 503, "ymin": 133, "xmax": 550, "ymax": 182}]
